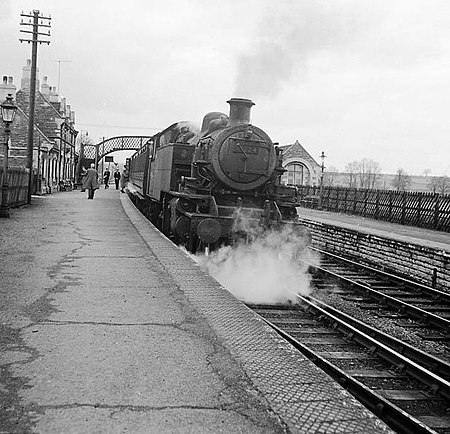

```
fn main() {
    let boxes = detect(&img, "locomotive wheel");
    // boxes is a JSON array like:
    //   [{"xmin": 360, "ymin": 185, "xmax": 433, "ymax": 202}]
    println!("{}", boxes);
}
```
[
  {"xmin": 161, "ymin": 197, "xmax": 172, "ymax": 237},
  {"xmin": 187, "ymin": 234, "xmax": 199, "ymax": 254},
  {"xmin": 150, "ymin": 203, "xmax": 161, "ymax": 226}
]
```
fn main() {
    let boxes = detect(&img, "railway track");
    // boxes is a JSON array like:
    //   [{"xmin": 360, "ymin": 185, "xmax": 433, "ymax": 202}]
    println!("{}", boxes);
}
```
[
  {"xmin": 247, "ymin": 247, "xmax": 450, "ymax": 433},
  {"xmin": 141, "ymin": 203, "xmax": 450, "ymax": 430},
  {"xmin": 305, "ymin": 247, "xmax": 450, "ymax": 349},
  {"xmin": 248, "ymin": 299, "xmax": 450, "ymax": 434}
]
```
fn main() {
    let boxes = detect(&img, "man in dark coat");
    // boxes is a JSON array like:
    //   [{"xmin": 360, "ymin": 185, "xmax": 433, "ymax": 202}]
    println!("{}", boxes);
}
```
[
  {"xmin": 103, "ymin": 169, "xmax": 110, "ymax": 189},
  {"xmin": 82, "ymin": 163, "xmax": 99, "ymax": 199},
  {"xmin": 113, "ymin": 170, "xmax": 121, "ymax": 190},
  {"xmin": 120, "ymin": 168, "xmax": 127, "ymax": 193}
]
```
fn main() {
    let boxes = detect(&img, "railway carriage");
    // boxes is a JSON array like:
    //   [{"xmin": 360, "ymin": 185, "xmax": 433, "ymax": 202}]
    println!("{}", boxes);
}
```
[{"xmin": 128, "ymin": 98, "xmax": 305, "ymax": 252}]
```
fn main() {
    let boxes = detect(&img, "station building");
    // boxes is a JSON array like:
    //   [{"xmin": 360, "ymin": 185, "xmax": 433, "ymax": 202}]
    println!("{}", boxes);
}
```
[
  {"xmin": 0, "ymin": 60, "xmax": 78, "ymax": 194},
  {"xmin": 278, "ymin": 140, "xmax": 321, "ymax": 187}
]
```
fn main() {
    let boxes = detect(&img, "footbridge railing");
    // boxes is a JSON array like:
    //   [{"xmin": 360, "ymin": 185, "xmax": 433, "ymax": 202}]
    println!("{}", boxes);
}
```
[
  {"xmin": 77, "ymin": 135, "xmax": 153, "ymax": 182},
  {"xmin": 81, "ymin": 136, "xmax": 153, "ymax": 160}
]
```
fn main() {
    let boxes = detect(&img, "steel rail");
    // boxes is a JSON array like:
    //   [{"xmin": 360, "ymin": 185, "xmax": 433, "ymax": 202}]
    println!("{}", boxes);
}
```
[
  {"xmin": 307, "ymin": 295, "xmax": 450, "ymax": 380},
  {"xmin": 258, "ymin": 301, "xmax": 438, "ymax": 434},
  {"xmin": 301, "ymin": 256, "xmax": 450, "ymax": 331},
  {"xmin": 294, "ymin": 295, "xmax": 450, "ymax": 401},
  {"xmin": 310, "ymin": 246, "xmax": 450, "ymax": 303}
]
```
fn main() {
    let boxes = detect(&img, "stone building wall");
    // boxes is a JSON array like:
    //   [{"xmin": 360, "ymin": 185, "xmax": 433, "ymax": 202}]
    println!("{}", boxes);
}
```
[
  {"xmin": 299, "ymin": 218, "xmax": 450, "ymax": 293},
  {"xmin": 0, "ymin": 108, "xmax": 28, "ymax": 168},
  {"xmin": 16, "ymin": 89, "xmax": 60, "ymax": 140},
  {"xmin": 279, "ymin": 140, "xmax": 321, "ymax": 186}
]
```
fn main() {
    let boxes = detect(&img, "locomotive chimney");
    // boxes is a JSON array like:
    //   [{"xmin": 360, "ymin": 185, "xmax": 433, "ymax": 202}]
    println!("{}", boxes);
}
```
[{"xmin": 227, "ymin": 98, "xmax": 255, "ymax": 126}]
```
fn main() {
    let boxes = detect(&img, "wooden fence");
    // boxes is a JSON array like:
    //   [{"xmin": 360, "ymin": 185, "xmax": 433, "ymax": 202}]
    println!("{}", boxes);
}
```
[
  {"xmin": 0, "ymin": 167, "xmax": 30, "ymax": 208},
  {"xmin": 297, "ymin": 185, "xmax": 450, "ymax": 233}
]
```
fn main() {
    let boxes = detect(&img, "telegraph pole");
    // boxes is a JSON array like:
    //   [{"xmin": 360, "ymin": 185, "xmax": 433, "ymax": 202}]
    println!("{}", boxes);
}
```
[{"xmin": 20, "ymin": 10, "xmax": 51, "ymax": 204}]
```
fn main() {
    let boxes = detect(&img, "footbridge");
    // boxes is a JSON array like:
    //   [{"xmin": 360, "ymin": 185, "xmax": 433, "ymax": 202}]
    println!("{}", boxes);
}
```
[
  {"xmin": 77, "ymin": 135, "xmax": 153, "ymax": 180},
  {"xmin": 81, "ymin": 136, "xmax": 153, "ymax": 161}
]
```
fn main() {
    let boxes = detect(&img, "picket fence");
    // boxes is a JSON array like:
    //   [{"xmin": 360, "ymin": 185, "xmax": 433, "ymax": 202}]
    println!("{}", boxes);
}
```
[
  {"xmin": 297, "ymin": 185, "xmax": 450, "ymax": 233},
  {"xmin": 0, "ymin": 167, "xmax": 30, "ymax": 208}
]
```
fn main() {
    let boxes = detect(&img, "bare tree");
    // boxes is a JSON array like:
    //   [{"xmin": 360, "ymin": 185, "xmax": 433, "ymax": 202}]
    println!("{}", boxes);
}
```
[
  {"xmin": 428, "ymin": 176, "xmax": 450, "ymax": 194},
  {"xmin": 323, "ymin": 166, "xmax": 338, "ymax": 187},
  {"xmin": 75, "ymin": 131, "xmax": 93, "ymax": 153},
  {"xmin": 357, "ymin": 158, "xmax": 381, "ymax": 189},
  {"xmin": 344, "ymin": 158, "xmax": 381, "ymax": 189},
  {"xmin": 344, "ymin": 161, "xmax": 359, "ymax": 188},
  {"xmin": 391, "ymin": 168, "xmax": 411, "ymax": 191}
]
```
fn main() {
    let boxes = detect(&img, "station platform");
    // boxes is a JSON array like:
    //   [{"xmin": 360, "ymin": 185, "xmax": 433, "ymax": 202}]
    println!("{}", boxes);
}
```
[
  {"xmin": 0, "ymin": 188, "xmax": 393, "ymax": 433},
  {"xmin": 296, "ymin": 207, "xmax": 450, "ymax": 252}
]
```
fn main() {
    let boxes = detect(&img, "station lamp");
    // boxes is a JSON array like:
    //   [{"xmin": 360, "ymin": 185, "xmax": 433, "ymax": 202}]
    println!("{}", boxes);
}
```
[
  {"xmin": 1, "ymin": 94, "xmax": 18, "ymax": 123},
  {"xmin": 0, "ymin": 94, "xmax": 18, "ymax": 218}
]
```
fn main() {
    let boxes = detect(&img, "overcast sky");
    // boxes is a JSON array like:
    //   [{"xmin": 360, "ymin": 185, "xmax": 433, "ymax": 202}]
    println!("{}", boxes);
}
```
[{"xmin": 1, "ymin": 0, "xmax": 449, "ymax": 175}]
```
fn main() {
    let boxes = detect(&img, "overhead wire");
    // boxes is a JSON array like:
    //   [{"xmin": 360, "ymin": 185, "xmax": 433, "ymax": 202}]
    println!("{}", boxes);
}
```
[{"xmin": 76, "ymin": 122, "xmax": 161, "ymax": 131}]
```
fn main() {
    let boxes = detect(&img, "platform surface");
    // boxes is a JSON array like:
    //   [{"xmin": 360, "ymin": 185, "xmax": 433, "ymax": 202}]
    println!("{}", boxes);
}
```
[
  {"xmin": 296, "ymin": 207, "xmax": 450, "ymax": 252},
  {"xmin": 0, "ymin": 188, "xmax": 393, "ymax": 433}
]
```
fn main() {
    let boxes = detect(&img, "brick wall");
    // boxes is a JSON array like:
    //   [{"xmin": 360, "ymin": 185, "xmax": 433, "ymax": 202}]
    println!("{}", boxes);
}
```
[
  {"xmin": 0, "ymin": 107, "xmax": 52, "ymax": 171},
  {"xmin": 299, "ymin": 218, "xmax": 450, "ymax": 293},
  {"xmin": 16, "ymin": 89, "xmax": 60, "ymax": 139}
]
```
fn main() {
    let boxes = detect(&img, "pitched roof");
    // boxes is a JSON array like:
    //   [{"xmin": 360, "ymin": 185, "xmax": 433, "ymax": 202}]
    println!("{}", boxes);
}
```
[
  {"xmin": 13, "ymin": 105, "xmax": 57, "ymax": 150},
  {"xmin": 278, "ymin": 140, "xmax": 319, "ymax": 166}
]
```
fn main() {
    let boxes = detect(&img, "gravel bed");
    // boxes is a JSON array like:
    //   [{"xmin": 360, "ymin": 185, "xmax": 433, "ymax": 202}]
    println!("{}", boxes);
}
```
[
  {"xmin": 313, "ymin": 286, "xmax": 450, "ymax": 363},
  {"xmin": 395, "ymin": 400, "xmax": 449, "ymax": 416},
  {"xmin": 305, "ymin": 343, "xmax": 361, "ymax": 351},
  {"xmin": 332, "ymin": 359, "xmax": 392, "ymax": 371},
  {"xmin": 360, "ymin": 377, "xmax": 426, "ymax": 390}
]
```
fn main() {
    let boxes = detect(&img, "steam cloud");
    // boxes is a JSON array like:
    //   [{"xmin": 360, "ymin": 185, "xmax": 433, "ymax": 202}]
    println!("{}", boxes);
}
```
[
  {"xmin": 124, "ymin": 182, "xmax": 135, "ymax": 194},
  {"xmin": 193, "ymin": 224, "xmax": 315, "ymax": 305},
  {"xmin": 234, "ymin": 1, "xmax": 368, "ymax": 99}
]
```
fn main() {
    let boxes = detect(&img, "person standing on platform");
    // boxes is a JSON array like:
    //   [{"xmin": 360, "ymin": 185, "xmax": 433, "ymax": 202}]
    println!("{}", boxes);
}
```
[
  {"xmin": 120, "ymin": 168, "xmax": 127, "ymax": 193},
  {"xmin": 82, "ymin": 163, "xmax": 99, "ymax": 199},
  {"xmin": 114, "ymin": 170, "xmax": 121, "ymax": 190},
  {"xmin": 103, "ymin": 168, "xmax": 110, "ymax": 189},
  {"xmin": 80, "ymin": 167, "xmax": 87, "ymax": 192}
]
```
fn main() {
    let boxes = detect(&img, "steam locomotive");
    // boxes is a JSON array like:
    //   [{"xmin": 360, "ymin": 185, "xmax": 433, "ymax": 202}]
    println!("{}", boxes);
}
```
[{"xmin": 127, "ymin": 97, "xmax": 305, "ymax": 253}]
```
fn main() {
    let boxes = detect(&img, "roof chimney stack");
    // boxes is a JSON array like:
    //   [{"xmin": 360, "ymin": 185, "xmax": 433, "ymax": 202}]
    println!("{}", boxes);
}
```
[
  {"xmin": 41, "ymin": 76, "xmax": 50, "ymax": 95},
  {"xmin": 0, "ymin": 75, "xmax": 17, "ymax": 101},
  {"xmin": 21, "ymin": 59, "xmax": 39, "ymax": 91}
]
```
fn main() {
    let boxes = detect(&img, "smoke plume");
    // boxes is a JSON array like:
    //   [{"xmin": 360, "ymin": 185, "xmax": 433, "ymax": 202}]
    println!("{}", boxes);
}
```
[
  {"xmin": 234, "ymin": 1, "xmax": 368, "ymax": 99},
  {"xmin": 193, "ymin": 224, "xmax": 315, "ymax": 305}
]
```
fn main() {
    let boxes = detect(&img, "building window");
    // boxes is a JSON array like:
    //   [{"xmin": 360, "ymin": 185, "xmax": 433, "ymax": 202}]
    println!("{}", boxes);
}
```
[{"xmin": 282, "ymin": 162, "xmax": 310, "ymax": 186}]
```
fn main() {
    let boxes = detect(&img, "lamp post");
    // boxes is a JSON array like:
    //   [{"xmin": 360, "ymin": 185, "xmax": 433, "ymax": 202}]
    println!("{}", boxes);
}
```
[
  {"xmin": 0, "ymin": 94, "xmax": 18, "ymax": 218},
  {"xmin": 318, "ymin": 151, "xmax": 326, "ymax": 210}
]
